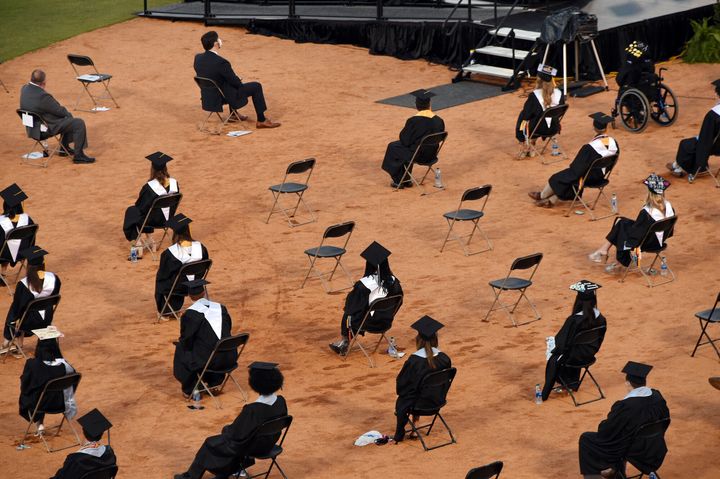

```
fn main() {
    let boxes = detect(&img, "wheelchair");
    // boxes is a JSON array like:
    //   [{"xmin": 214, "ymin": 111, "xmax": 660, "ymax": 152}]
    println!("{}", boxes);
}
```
[{"xmin": 613, "ymin": 67, "xmax": 678, "ymax": 133}]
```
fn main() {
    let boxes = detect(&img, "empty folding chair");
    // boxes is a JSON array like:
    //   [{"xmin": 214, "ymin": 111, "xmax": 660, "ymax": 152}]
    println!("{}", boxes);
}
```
[
  {"xmin": 157, "ymin": 259, "xmax": 212, "ymax": 322},
  {"xmin": 301, "ymin": 221, "xmax": 355, "ymax": 292},
  {"xmin": 484, "ymin": 253, "xmax": 543, "ymax": 326},
  {"xmin": 617, "ymin": 418, "xmax": 671, "ymax": 479},
  {"xmin": 395, "ymin": 131, "xmax": 448, "ymax": 194},
  {"xmin": 266, "ymin": 158, "xmax": 316, "ymax": 227},
  {"xmin": 564, "ymin": 154, "xmax": 619, "ymax": 221},
  {"xmin": 133, "ymin": 192, "xmax": 182, "ymax": 260},
  {"xmin": 0, "ymin": 223, "xmax": 39, "ymax": 294},
  {"xmin": 194, "ymin": 76, "xmax": 244, "ymax": 134},
  {"xmin": 2, "ymin": 294, "xmax": 61, "ymax": 363},
  {"xmin": 617, "ymin": 216, "xmax": 677, "ymax": 288},
  {"xmin": 691, "ymin": 292, "xmax": 720, "ymax": 360},
  {"xmin": 440, "ymin": 185, "xmax": 492, "ymax": 255},
  {"xmin": 190, "ymin": 332, "xmax": 250, "ymax": 409},
  {"xmin": 466, "ymin": 461, "xmax": 504, "ymax": 479},
  {"xmin": 80, "ymin": 465, "xmax": 119, "ymax": 479},
  {"xmin": 67, "ymin": 54, "xmax": 119, "ymax": 112},
  {"xmin": 20, "ymin": 372, "xmax": 82, "ymax": 452},
  {"xmin": 344, "ymin": 294, "xmax": 403, "ymax": 368},
  {"xmin": 233, "ymin": 415, "xmax": 293, "ymax": 479},
  {"xmin": 17, "ymin": 109, "xmax": 72, "ymax": 168},
  {"xmin": 526, "ymin": 103, "xmax": 569, "ymax": 164},
  {"xmin": 402, "ymin": 367, "xmax": 457, "ymax": 451},
  {"xmin": 557, "ymin": 326, "xmax": 606, "ymax": 407}
]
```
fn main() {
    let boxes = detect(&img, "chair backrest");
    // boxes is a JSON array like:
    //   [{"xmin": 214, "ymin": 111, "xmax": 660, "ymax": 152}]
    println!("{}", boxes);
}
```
[
  {"xmin": 510, "ymin": 252, "xmax": 543, "ymax": 272},
  {"xmin": 461, "ymin": 185, "xmax": 492, "ymax": 203},
  {"xmin": 323, "ymin": 221, "xmax": 355, "ymax": 239},
  {"xmin": 172, "ymin": 258, "xmax": 213, "ymax": 292},
  {"xmin": 571, "ymin": 325, "xmax": 606, "ymax": 347},
  {"xmin": 466, "ymin": 461, "xmax": 504, "ymax": 479},
  {"xmin": 706, "ymin": 292, "xmax": 720, "ymax": 320},
  {"xmin": 67, "ymin": 54, "xmax": 95, "ymax": 67},
  {"xmin": 640, "ymin": 215, "xmax": 677, "ymax": 250},
  {"xmin": 633, "ymin": 417, "xmax": 671, "ymax": 440},
  {"xmin": 542, "ymin": 103, "xmax": 569, "ymax": 120},
  {"xmin": 413, "ymin": 367, "xmax": 457, "ymax": 410},
  {"xmin": 360, "ymin": 294, "xmax": 403, "ymax": 333},
  {"xmin": 250, "ymin": 415, "xmax": 293, "ymax": 448},
  {"xmin": 194, "ymin": 76, "xmax": 222, "ymax": 93},
  {"xmin": 582, "ymin": 154, "xmax": 619, "ymax": 187},
  {"xmin": 141, "ymin": 193, "xmax": 182, "ymax": 229},
  {"xmin": 194, "ymin": 76, "xmax": 226, "ymax": 113},
  {"xmin": 24, "ymin": 294, "xmax": 61, "ymax": 316},
  {"xmin": 79, "ymin": 465, "xmax": 118, "ymax": 479},
  {"xmin": 286, "ymin": 157, "xmax": 316, "ymax": 176},
  {"xmin": 214, "ymin": 332, "xmax": 250, "ymax": 354},
  {"xmin": 5, "ymin": 223, "xmax": 39, "ymax": 242},
  {"xmin": 412, "ymin": 131, "xmax": 448, "ymax": 166},
  {"xmin": 16, "ymin": 109, "xmax": 48, "ymax": 140},
  {"xmin": 564, "ymin": 325, "xmax": 606, "ymax": 366}
]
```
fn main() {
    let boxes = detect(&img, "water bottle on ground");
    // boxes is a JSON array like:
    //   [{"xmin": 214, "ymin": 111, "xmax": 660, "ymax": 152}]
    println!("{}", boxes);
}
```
[
  {"xmin": 190, "ymin": 390, "xmax": 204, "ymax": 410},
  {"xmin": 611, "ymin": 193, "xmax": 618, "ymax": 214},
  {"xmin": 129, "ymin": 247, "xmax": 138, "ymax": 263},
  {"xmin": 551, "ymin": 138, "xmax": 560, "ymax": 156},
  {"xmin": 660, "ymin": 257, "xmax": 668, "ymax": 277},
  {"xmin": 434, "ymin": 168, "xmax": 444, "ymax": 188},
  {"xmin": 648, "ymin": 473, "xmax": 657, "ymax": 479},
  {"xmin": 387, "ymin": 336, "xmax": 398, "ymax": 357},
  {"xmin": 535, "ymin": 384, "xmax": 542, "ymax": 404}
]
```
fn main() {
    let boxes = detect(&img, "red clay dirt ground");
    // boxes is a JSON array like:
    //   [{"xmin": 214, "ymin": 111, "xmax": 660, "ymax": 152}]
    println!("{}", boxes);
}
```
[{"xmin": 0, "ymin": 18, "xmax": 719, "ymax": 479}]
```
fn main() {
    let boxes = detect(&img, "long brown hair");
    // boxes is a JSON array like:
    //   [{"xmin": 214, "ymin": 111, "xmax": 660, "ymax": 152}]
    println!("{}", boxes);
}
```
[
  {"xmin": 27, "ymin": 263, "xmax": 44, "ymax": 293},
  {"xmin": 172, "ymin": 227, "xmax": 193, "ymax": 244},
  {"xmin": 644, "ymin": 191, "xmax": 666, "ymax": 215},
  {"xmin": 149, "ymin": 165, "xmax": 170, "ymax": 183},
  {"xmin": 534, "ymin": 77, "xmax": 556, "ymax": 109},
  {"xmin": 416, "ymin": 333, "xmax": 439, "ymax": 369}
]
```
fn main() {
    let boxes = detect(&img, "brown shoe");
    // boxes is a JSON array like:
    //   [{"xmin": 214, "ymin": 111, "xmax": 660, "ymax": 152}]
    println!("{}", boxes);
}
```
[
  {"xmin": 257, "ymin": 119, "xmax": 281, "ymax": 129},
  {"xmin": 528, "ymin": 191, "xmax": 542, "ymax": 201},
  {"xmin": 535, "ymin": 199, "xmax": 553, "ymax": 208}
]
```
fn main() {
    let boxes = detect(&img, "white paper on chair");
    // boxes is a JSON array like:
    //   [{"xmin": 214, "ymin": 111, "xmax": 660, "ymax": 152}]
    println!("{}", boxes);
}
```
[
  {"xmin": 227, "ymin": 130, "xmax": 252, "ymax": 137},
  {"xmin": 32, "ymin": 326, "xmax": 64, "ymax": 340},
  {"xmin": 21, "ymin": 113, "xmax": 34, "ymax": 127},
  {"xmin": 21, "ymin": 152, "xmax": 44, "ymax": 160},
  {"xmin": 545, "ymin": 336, "xmax": 556, "ymax": 361},
  {"xmin": 77, "ymin": 74, "xmax": 102, "ymax": 82}
]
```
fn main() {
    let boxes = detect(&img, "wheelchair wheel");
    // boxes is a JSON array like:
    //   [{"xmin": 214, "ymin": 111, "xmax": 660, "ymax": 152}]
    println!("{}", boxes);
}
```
[
  {"xmin": 618, "ymin": 88, "xmax": 650, "ymax": 133},
  {"xmin": 650, "ymin": 83, "xmax": 679, "ymax": 126}
]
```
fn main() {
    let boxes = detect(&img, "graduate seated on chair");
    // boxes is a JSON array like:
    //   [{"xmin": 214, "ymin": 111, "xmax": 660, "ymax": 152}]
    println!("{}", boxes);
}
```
[
  {"xmin": 588, "ymin": 174, "xmax": 674, "ymax": 269},
  {"xmin": 528, "ymin": 113, "xmax": 618, "ymax": 208},
  {"xmin": 0, "ymin": 183, "xmax": 36, "ymax": 276},
  {"xmin": 515, "ymin": 64, "xmax": 565, "ymax": 159},
  {"xmin": 611, "ymin": 41, "xmax": 656, "ymax": 115},
  {"xmin": 174, "ymin": 279, "xmax": 238, "ymax": 398},
  {"xmin": 381, "ymin": 90, "xmax": 445, "ymax": 189},
  {"xmin": 122, "ymin": 152, "xmax": 180, "ymax": 253},
  {"xmin": 174, "ymin": 362, "xmax": 288, "ymax": 479},
  {"xmin": 329, "ymin": 241, "xmax": 403, "ymax": 356},
  {"xmin": 541, "ymin": 280, "xmax": 606, "ymax": 401},
  {"xmin": 666, "ymin": 79, "xmax": 720, "ymax": 180},
  {"xmin": 578, "ymin": 362, "xmax": 669, "ymax": 479},
  {"xmin": 155, "ymin": 214, "xmax": 210, "ymax": 317},
  {"xmin": 50, "ymin": 409, "xmax": 117, "ymax": 479}
]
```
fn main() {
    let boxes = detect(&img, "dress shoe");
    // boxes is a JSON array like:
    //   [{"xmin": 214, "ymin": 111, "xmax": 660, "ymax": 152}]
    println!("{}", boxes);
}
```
[
  {"xmin": 528, "ymin": 191, "xmax": 542, "ymax": 201},
  {"xmin": 73, "ymin": 154, "xmax": 96, "ymax": 164},
  {"xmin": 535, "ymin": 199, "xmax": 553, "ymax": 208},
  {"xmin": 670, "ymin": 169, "xmax": 685, "ymax": 178},
  {"xmin": 329, "ymin": 340, "xmax": 348, "ymax": 356},
  {"xmin": 401, "ymin": 181, "xmax": 414, "ymax": 188},
  {"xmin": 256, "ymin": 119, "xmax": 281, "ymax": 129},
  {"xmin": 227, "ymin": 113, "xmax": 248, "ymax": 123},
  {"xmin": 665, "ymin": 162, "xmax": 676, "ymax": 172},
  {"xmin": 600, "ymin": 468, "xmax": 616, "ymax": 479}
]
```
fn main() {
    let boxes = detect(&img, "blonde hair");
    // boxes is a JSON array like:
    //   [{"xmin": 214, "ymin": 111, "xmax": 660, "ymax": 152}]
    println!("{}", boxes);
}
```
[
  {"xmin": 645, "ymin": 191, "xmax": 666, "ymax": 215},
  {"xmin": 535, "ymin": 77, "xmax": 556, "ymax": 109}
]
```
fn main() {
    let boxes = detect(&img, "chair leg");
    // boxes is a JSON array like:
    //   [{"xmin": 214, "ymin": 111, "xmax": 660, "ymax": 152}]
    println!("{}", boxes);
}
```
[
  {"xmin": 440, "ymin": 220, "xmax": 456, "ymax": 253},
  {"xmin": 482, "ymin": 288, "xmax": 503, "ymax": 322},
  {"xmin": 691, "ymin": 319, "xmax": 720, "ymax": 359},
  {"xmin": 101, "ymin": 80, "xmax": 120, "ymax": 108},
  {"xmin": 300, "ymin": 255, "xmax": 318, "ymax": 289},
  {"xmin": 266, "ymin": 192, "xmax": 281, "ymax": 224}
]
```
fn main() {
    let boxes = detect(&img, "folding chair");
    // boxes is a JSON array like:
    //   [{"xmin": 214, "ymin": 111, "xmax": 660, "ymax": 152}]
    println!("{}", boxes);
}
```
[
  {"xmin": 0, "ymin": 223, "xmax": 39, "ymax": 294},
  {"xmin": 688, "ymin": 131, "xmax": 720, "ymax": 187},
  {"xmin": 157, "ymin": 258, "xmax": 212, "ymax": 322},
  {"xmin": 20, "ymin": 372, "xmax": 82, "ymax": 453},
  {"xmin": 266, "ymin": 158, "xmax": 316, "ymax": 227},
  {"xmin": 403, "ymin": 367, "xmax": 457, "ymax": 451},
  {"xmin": 2, "ymin": 294, "xmax": 61, "ymax": 363},
  {"xmin": 557, "ymin": 326, "xmax": 606, "ymax": 407},
  {"xmin": 133, "ymin": 192, "xmax": 182, "ymax": 260},
  {"xmin": 525, "ymin": 103, "xmax": 569, "ymax": 165},
  {"xmin": 617, "ymin": 418, "xmax": 671, "ymax": 479},
  {"xmin": 466, "ymin": 461, "xmax": 504, "ymax": 479},
  {"xmin": 483, "ymin": 252, "xmax": 543, "ymax": 326},
  {"xmin": 16, "ymin": 109, "xmax": 72, "ymax": 168},
  {"xmin": 233, "ymin": 415, "xmax": 293, "ymax": 479},
  {"xmin": 395, "ymin": 131, "xmax": 448, "ymax": 194},
  {"xmin": 691, "ymin": 292, "xmax": 720, "ymax": 360},
  {"xmin": 344, "ymin": 294, "xmax": 403, "ymax": 368},
  {"xmin": 564, "ymin": 154, "xmax": 619, "ymax": 221},
  {"xmin": 67, "ymin": 54, "xmax": 119, "ymax": 112},
  {"xmin": 194, "ymin": 76, "xmax": 243, "ymax": 134},
  {"xmin": 617, "ymin": 216, "xmax": 677, "ymax": 288},
  {"xmin": 300, "ymin": 221, "xmax": 355, "ymax": 292},
  {"xmin": 80, "ymin": 465, "xmax": 119, "ymax": 479},
  {"xmin": 440, "ymin": 185, "xmax": 492, "ymax": 256},
  {"xmin": 190, "ymin": 332, "xmax": 250, "ymax": 409}
]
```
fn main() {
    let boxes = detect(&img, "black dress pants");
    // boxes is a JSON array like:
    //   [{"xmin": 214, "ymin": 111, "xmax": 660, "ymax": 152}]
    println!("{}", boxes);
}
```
[
  {"xmin": 58, "ymin": 117, "xmax": 88, "ymax": 153},
  {"xmin": 232, "ymin": 82, "xmax": 267, "ymax": 121}
]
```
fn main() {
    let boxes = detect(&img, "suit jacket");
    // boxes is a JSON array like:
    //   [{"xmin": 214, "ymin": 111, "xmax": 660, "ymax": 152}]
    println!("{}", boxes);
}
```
[
  {"xmin": 19, "ymin": 83, "xmax": 74, "ymax": 138},
  {"xmin": 193, "ymin": 51, "xmax": 247, "ymax": 111}
]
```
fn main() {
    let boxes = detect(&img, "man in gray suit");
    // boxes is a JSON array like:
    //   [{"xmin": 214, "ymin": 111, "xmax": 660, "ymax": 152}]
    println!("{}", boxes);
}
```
[{"xmin": 19, "ymin": 69, "xmax": 95, "ymax": 164}]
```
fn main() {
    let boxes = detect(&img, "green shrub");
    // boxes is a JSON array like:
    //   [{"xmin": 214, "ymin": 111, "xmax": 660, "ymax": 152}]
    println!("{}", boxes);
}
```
[{"xmin": 683, "ymin": 2, "xmax": 720, "ymax": 63}]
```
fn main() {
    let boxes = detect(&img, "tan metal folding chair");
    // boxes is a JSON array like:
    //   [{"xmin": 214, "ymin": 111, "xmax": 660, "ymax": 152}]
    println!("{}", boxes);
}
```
[
  {"xmin": 525, "ymin": 103, "xmax": 569, "ymax": 165},
  {"xmin": 157, "ymin": 258, "xmax": 212, "ymax": 322},
  {"xmin": 691, "ymin": 292, "xmax": 720, "ymax": 360},
  {"xmin": 440, "ymin": 185, "xmax": 492, "ymax": 256},
  {"xmin": 395, "ymin": 131, "xmax": 448, "ymax": 195},
  {"xmin": 617, "ymin": 215, "xmax": 677, "ymax": 288},
  {"xmin": 133, "ymin": 192, "xmax": 183, "ymax": 260},
  {"xmin": 403, "ymin": 367, "xmax": 457, "ymax": 451},
  {"xmin": 16, "ymin": 109, "xmax": 72, "ymax": 168},
  {"xmin": 266, "ymin": 158, "xmax": 316, "ymax": 227},
  {"xmin": 301, "ymin": 221, "xmax": 355, "ymax": 292},
  {"xmin": 2, "ymin": 294, "xmax": 61, "ymax": 363},
  {"xmin": 190, "ymin": 332, "xmax": 249, "ymax": 409},
  {"xmin": 67, "ymin": 54, "xmax": 119, "ymax": 112},
  {"xmin": 483, "ymin": 252, "xmax": 543, "ymax": 326},
  {"xmin": 688, "ymin": 131, "xmax": 720, "ymax": 187},
  {"xmin": 237, "ymin": 415, "xmax": 293, "ymax": 479},
  {"xmin": 0, "ymin": 223, "xmax": 39, "ymax": 295},
  {"xmin": 193, "ymin": 76, "xmax": 243, "ymax": 134},
  {"xmin": 564, "ymin": 154, "xmax": 619, "ymax": 221},
  {"xmin": 344, "ymin": 294, "xmax": 403, "ymax": 368}
]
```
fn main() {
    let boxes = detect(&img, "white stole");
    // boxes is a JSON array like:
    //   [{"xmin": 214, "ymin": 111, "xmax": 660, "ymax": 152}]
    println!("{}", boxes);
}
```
[
  {"xmin": 78, "ymin": 443, "xmax": 107, "ymax": 457},
  {"xmin": 0, "ymin": 214, "xmax": 29, "ymax": 261},
  {"xmin": 188, "ymin": 298, "xmax": 223, "ymax": 339},
  {"xmin": 20, "ymin": 272, "xmax": 56, "ymax": 320},
  {"xmin": 147, "ymin": 178, "xmax": 178, "ymax": 221},
  {"xmin": 534, "ymin": 88, "xmax": 562, "ymax": 127},
  {"xmin": 711, "ymin": 104, "xmax": 720, "ymax": 116},
  {"xmin": 412, "ymin": 347, "xmax": 441, "ymax": 358},
  {"xmin": 588, "ymin": 135, "xmax": 618, "ymax": 158},
  {"xmin": 643, "ymin": 201, "xmax": 674, "ymax": 244}
]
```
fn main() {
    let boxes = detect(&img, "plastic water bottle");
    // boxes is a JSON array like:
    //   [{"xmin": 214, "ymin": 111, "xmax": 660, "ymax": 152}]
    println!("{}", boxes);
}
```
[
  {"xmin": 434, "ymin": 168, "xmax": 444, "ymax": 188},
  {"xmin": 534, "ymin": 384, "xmax": 542, "ymax": 404},
  {"xmin": 611, "ymin": 193, "xmax": 618, "ymax": 214},
  {"xmin": 660, "ymin": 257, "xmax": 668, "ymax": 277},
  {"xmin": 387, "ymin": 336, "xmax": 398, "ymax": 357},
  {"xmin": 551, "ymin": 138, "xmax": 560, "ymax": 156},
  {"xmin": 191, "ymin": 390, "xmax": 203, "ymax": 410},
  {"xmin": 648, "ymin": 473, "xmax": 657, "ymax": 479},
  {"xmin": 129, "ymin": 247, "xmax": 138, "ymax": 263}
]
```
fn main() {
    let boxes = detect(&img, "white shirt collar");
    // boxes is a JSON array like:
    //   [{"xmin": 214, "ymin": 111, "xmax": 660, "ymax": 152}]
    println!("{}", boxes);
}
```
[
  {"xmin": 255, "ymin": 393, "xmax": 278, "ymax": 406},
  {"xmin": 29, "ymin": 81, "xmax": 42, "ymax": 88},
  {"xmin": 412, "ymin": 347, "xmax": 440, "ymax": 358},
  {"xmin": 624, "ymin": 386, "xmax": 652, "ymax": 400}
]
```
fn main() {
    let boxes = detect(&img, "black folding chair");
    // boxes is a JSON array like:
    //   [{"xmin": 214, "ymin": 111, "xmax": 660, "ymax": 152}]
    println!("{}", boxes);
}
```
[
  {"xmin": 80, "ymin": 465, "xmax": 118, "ymax": 479},
  {"xmin": 395, "ymin": 131, "xmax": 448, "ymax": 194},
  {"xmin": 234, "ymin": 415, "xmax": 293, "ymax": 479},
  {"xmin": 190, "ymin": 332, "xmax": 250, "ymax": 409},
  {"xmin": 344, "ymin": 294, "xmax": 403, "ymax": 368},
  {"xmin": 617, "ymin": 215, "xmax": 677, "ymax": 288},
  {"xmin": 20, "ymin": 372, "xmax": 82, "ymax": 453},
  {"xmin": 266, "ymin": 158, "xmax": 316, "ymax": 227},
  {"xmin": 301, "ymin": 221, "xmax": 355, "ymax": 292},
  {"xmin": 157, "ymin": 258, "xmax": 212, "ymax": 322},
  {"xmin": 617, "ymin": 418, "xmax": 671, "ymax": 479},
  {"xmin": 194, "ymin": 76, "xmax": 243, "ymax": 134},
  {"xmin": 688, "ymin": 130, "xmax": 720, "ymax": 187},
  {"xmin": 691, "ymin": 292, "xmax": 720, "ymax": 360},
  {"xmin": 564, "ymin": 154, "xmax": 619, "ymax": 221},
  {"xmin": 17, "ymin": 109, "xmax": 72, "ymax": 167},
  {"xmin": 0, "ymin": 223, "xmax": 39, "ymax": 294},
  {"xmin": 440, "ymin": 185, "xmax": 492, "ymax": 256},
  {"xmin": 526, "ymin": 103, "xmax": 569, "ymax": 164},
  {"xmin": 483, "ymin": 252, "xmax": 543, "ymax": 326},
  {"xmin": 403, "ymin": 367, "xmax": 457, "ymax": 451},
  {"xmin": 133, "ymin": 192, "xmax": 183, "ymax": 260},
  {"xmin": 557, "ymin": 326, "xmax": 606, "ymax": 407},
  {"xmin": 2, "ymin": 294, "xmax": 61, "ymax": 363},
  {"xmin": 67, "ymin": 54, "xmax": 119, "ymax": 112},
  {"xmin": 466, "ymin": 461, "xmax": 504, "ymax": 479}
]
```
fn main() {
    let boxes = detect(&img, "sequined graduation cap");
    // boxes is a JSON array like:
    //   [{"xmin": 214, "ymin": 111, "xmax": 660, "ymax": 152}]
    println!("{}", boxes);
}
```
[
  {"xmin": 145, "ymin": 151, "xmax": 173, "ymax": 169},
  {"xmin": 410, "ymin": 89, "xmax": 436, "ymax": 101},
  {"xmin": 411, "ymin": 315, "xmax": 444, "ymax": 340},
  {"xmin": 625, "ymin": 41, "xmax": 648, "ymax": 58},
  {"xmin": 360, "ymin": 241, "xmax": 391, "ymax": 267},
  {"xmin": 20, "ymin": 246, "xmax": 48, "ymax": 266},
  {"xmin": 167, "ymin": 213, "xmax": 192, "ymax": 233},
  {"xmin": 622, "ymin": 361, "xmax": 652, "ymax": 383},
  {"xmin": 77, "ymin": 408, "xmax": 112, "ymax": 441},
  {"xmin": 569, "ymin": 280, "xmax": 601, "ymax": 299},
  {"xmin": 0, "ymin": 183, "xmax": 28, "ymax": 208},
  {"xmin": 537, "ymin": 64, "xmax": 557, "ymax": 81},
  {"xmin": 589, "ymin": 112, "xmax": 614, "ymax": 130},
  {"xmin": 183, "ymin": 278, "xmax": 209, "ymax": 296},
  {"xmin": 643, "ymin": 174, "xmax": 670, "ymax": 194}
]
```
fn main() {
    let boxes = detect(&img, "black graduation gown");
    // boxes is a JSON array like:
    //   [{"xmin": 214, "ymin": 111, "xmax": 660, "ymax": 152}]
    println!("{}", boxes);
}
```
[
  {"xmin": 515, "ymin": 89, "xmax": 565, "ymax": 142},
  {"xmin": 4, "ymin": 274, "xmax": 61, "ymax": 340},
  {"xmin": 19, "ymin": 358, "xmax": 73, "ymax": 422},
  {"xmin": 606, "ymin": 206, "xmax": 675, "ymax": 267},
  {"xmin": 382, "ymin": 114, "xmax": 445, "ymax": 183},
  {"xmin": 154, "ymin": 243, "xmax": 209, "ymax": 314},
  {"xmin": 616, "ymin": 57, "xmax": 655, "ymax": 90},
  {"xmin": 173, "ymin": 303, "xmax": 237, "ymax": 395},
  {"xmin": 675, "ymin": 107, "xmax": 720, "ymax": 175},
  {"xmin": 579, "ymin": 390, "xmax": 669, "ymax": 474},
  {"xmin": 0, "ymin": 215, "xmax": 35, "ymax": 266},
  {"xmin": 191, "ymin": 396, "xmax": 288, "ymax": 475},
  {"xmin": 50, "ymin": 445, "xmax": 117, "ymax": 479},
  {"xmin": 122, "ymin": 180, "xmax": 179, "ymax": 241},
  {"xmin": 548, "ymin": 138, "xmax": 619, "ymax": 201},
  {"xmin": 341, "ymin": 276, "xmax": 403, "ymax": 336}
]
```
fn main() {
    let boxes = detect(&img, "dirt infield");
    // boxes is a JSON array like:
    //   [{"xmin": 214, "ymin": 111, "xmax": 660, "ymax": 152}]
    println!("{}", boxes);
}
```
[{"xmin": 0, "ymin": 18, "xmax": 719, "ymax": 479}]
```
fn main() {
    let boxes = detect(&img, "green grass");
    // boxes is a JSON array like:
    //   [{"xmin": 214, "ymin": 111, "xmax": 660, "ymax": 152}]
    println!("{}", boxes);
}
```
[{"xmin": 0, "ymin": 0, "xmax": 176, "ymax": 60}]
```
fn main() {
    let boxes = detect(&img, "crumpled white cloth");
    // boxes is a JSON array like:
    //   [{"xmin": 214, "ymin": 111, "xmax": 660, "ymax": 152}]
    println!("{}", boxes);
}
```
[{"xmin": 354, "ymin": 430, "xmax": 383, "ymax": 446}]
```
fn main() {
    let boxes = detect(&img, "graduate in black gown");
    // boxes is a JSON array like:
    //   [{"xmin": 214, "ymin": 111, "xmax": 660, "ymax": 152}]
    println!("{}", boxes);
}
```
[
  {"xmin": 542, "ymin": 280, "xmax": 607, "ymax": 401},
  {"xmin": 175, "ymin": 362, "xmax": 289, "ymax": 479},
  {"xmin": 529, "ymin": 113, "xmax": 618, "ymax": 207},
  {"xmin": 155, "ymin": 214, "xmax": 210, "ymax": 316},
  {"xmin": 329, "ymin": 241, "xmax": 403, "ymax": 355},
  {"xmin": 2, "ymin": 247, "xmax": 60, "ymax": 353},
  {"xmin": 381, "ymin": 90, "xmax": 445, "ymax": 188},
  {"xmin": 613, "ymin": 41, "xmax": 655, "ymax": 106},
  {"xmin": 588, "ymin": 174, "xmax": 675, "ymax": 267},
  {"xmin": 174, "ymin": 279, "xmax": 238, "ymax": 397},
  {"xmin": 516, "ymin": 64, "xmax": 565, "ymax": 158},
  {"xmin": 0, "ymin": 184, "xmax": 36, "ymax": 274},
  {"xmin": 122, "ymin": 152, "xmax": 179, "ymax": 245},
  {"xmin": 392, "ymin": 316, "xmax": 452, "ymax": 443},
  {"xmin": 578, "ymin": 362, "xmax": 670, "ymax": 478},
  {"xmin": 666, "ymin": 79, "xmax": 720, "ymax": 179},
  {"xmin": 51, "ymin": 408, "xmax": 118, "ymax": 479}
]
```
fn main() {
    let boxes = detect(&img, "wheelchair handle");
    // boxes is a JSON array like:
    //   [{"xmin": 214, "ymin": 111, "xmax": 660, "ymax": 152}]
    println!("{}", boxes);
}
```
[{"xmin": 658, "ymin": 67, "xmax": 667, "ymax": 81}]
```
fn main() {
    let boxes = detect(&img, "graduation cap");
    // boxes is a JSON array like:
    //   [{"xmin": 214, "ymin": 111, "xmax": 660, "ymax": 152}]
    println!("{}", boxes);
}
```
[
  {"xmin": 145, "ymin": 151, "xmax": 173, "ymax": 169},
  {"xmin": 20, "ymin": 246, "xmax": 48, "ymax": 266},
  {"xmin": 0, "ymin": 183, "xmax": 28, "ymax": 208},
  {"xmin": 167, "ymin": 213, "xmax": 192, "ymax": 233},
  {"xmin": 249, "ymin": 361, "xmax": 279, "ymax": 371},
  {"xmin": 569, "ymin": 280, "xmax": 601, "ymax": 300},
  {"xmin": 625, "ymin": 40, "xmax": 648, "ymax": 58},
  {"xmin": 589, "ymin": 112, "xmax": 614, "ymax": 130},
  {"xmin": 410, "ymin": 89, "xmax": 436, "ymax": 101},
  {"xmin": 643, "ymin": 173, "xmax": 670, "ymax": 194},
  {"xmin": 411, "ymin": 315, "xmax": 444, "ymax": 340},
  {"xmin": 537, "ymin": 63, "xmax": 557, "ymax": 81},
  {"xmin": 77, "ymin": 408, "xmax": 113, "ymax": 442},
  {"xmin": 183, "ymin": 278, "xmax": 209, "ymax": 296},
  {"xmin": 360, "ymin": 241, "xmax": 391, "ymax": 267},
  {"xmin": 622, "ymin": 361, "xmax": 653, "ymax": 384}
]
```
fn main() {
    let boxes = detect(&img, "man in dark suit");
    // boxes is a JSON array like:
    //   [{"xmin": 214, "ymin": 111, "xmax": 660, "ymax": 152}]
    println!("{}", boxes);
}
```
[
  {"xmin": 194, "ymin": 31, "xmax": 280, "ymax": 129},
  {"xmin": 19, "ymin": 69, "xmax": 95, "ymax": 164}
]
